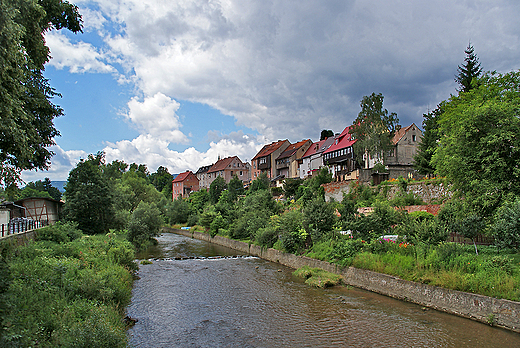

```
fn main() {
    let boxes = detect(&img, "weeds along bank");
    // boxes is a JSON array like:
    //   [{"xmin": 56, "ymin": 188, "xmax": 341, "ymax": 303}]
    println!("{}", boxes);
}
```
[
  {"xmin": 168, "ymin": 227, "xmax": 520, "ymax": 333},
  {"xmin": 0, "ymin": 222, "xmax": 136, "ymax": 347}
]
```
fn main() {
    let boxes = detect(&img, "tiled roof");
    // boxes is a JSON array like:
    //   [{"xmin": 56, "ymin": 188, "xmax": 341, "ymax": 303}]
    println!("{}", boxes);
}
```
[
  {"xmin": 173, "ymin": 171, "xmax": 193, "ymax": 183},
  {"xmin": 207, "ymin": 156, "xmax": 241, "ymax": 173},
  {"xmin": 277, "ymin": 139, "xmax": 311, "ymax": 159},
  {"xmin": 195, "ymin": 165, "xmax": 212, "ymax": 174},
  {"xmin": 302, "ymin": 136, "xmax": 336, "ymax": 158},
  {"xmin": 323, "ymin": 126, "xmax": 356, "ymax": 154},
  {"xmin": 391, "ymin": 124, "xmax": 415, "ymax": 144},
  {"xmin": 252, "ymin": 140, "xmax": 289, "ymax": 160}
]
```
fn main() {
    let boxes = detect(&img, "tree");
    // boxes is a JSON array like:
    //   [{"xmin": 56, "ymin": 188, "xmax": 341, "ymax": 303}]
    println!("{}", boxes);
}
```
[
  {"xmin": 0, "ymin": 0, "xmax": 82, "ymax": 186},
  {"xmin": 227, "ymin": 175, "xmax": 245, "ymax": 201},
  {"xmin": 149, "ymin": 166, "xmax": 173, "ymax": 195},
  {"xmin": 456, "ymin": 43, "xmax": 482, "ymax": 93},
  {"xmin": 320, "ymin": 130, "xmax": 334, "ymax": 140},
  {"xmin": 349, "ymin": 93, "xmax": 400, "ymax": 166},
  {"xmin": 209, "ymin": 176, "xmax": 227, "ymax": 204},
  {"xmin": 249, "ymin": 172, "xmax": 270, "ymax": 193},
  {"xmin": 21, "ymin": 178, "xmax": 62, "ymax": 200},
  {"xmin": 64, "ymin": 152, "xmax": 115, "ymax": 234},
  {"xmin": 127, "ymin": 201, "xmax": 163, "ymax": 250},
  {"xmin": 432, "ymin": 71, "xmax": 520, "ymax": 218},
  {"xmin": 413, "ymin": 104, "xmax": 443, "ymax": 176}
]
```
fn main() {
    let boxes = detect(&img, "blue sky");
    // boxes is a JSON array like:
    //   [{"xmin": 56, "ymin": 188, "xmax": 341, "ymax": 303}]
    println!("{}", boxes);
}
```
[{"xmin": 21, "ymin": 0, "xmax": 520, "ymax": 182}]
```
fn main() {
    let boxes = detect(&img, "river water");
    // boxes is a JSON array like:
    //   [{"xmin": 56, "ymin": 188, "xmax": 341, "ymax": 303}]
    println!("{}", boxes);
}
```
[{"xmin": 127, "ymin": 232, "xmax": 520, "ymax": 347}]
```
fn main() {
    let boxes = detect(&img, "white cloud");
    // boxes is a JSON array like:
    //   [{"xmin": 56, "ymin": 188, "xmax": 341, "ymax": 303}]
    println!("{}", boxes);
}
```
[
  {"xmin": 103, "ymin": 132, "xmax": 260, "ymax": 174},
  {"xmin": 45, "ymin": 31, "xmax": 115, "ymax": 74},
  {"xmin": 125, "ymin": 93, "xmax": 189, "ymax": 143},
  {"xmin": 21, "ymin": 145, "xmax": 88, "ymax": 182}
]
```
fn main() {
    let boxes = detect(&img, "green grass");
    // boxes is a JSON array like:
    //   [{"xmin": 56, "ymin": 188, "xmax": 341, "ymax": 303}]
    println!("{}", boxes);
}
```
[
  {"xmin": 0, "ymin": 230, "xmax": 136, "ymax": 347},
  {"xmin": 293, "ymin": 266, "xmax": 343, "ymax": 288}
]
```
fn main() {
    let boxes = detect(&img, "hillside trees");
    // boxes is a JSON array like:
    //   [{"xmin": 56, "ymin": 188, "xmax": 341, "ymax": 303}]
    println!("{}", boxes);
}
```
[
  {"xmin": 414, "ymin": 104, "xmax": 443, "ymax": 176},
  {"xmin": 432, "ymin": 71, "xmax": 520, "ymax": 219},
  {"xmin": 349, "ymin": 93, "xmax": 400, "ymax": 166},
  {"xmin": 0, "ymin": 0, "xmax": 82, "ymax": 186}
]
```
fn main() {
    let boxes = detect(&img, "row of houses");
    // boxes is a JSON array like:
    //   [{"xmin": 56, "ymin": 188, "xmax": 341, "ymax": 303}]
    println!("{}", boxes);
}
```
[{"xmin": 172, "ymin": 124, "xmax": 423, "ymax": 200}]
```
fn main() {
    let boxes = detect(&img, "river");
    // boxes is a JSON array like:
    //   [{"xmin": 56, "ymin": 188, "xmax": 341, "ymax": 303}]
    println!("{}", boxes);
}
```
[{"xmin": 127, "ymin": 232, "xmax": 520, "ymax": 347}]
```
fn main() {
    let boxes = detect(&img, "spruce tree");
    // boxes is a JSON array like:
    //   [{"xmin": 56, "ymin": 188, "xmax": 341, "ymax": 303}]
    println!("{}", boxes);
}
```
[{"xmin": 455, "ymin": 43, "xmax": 482, "ymax": 93}]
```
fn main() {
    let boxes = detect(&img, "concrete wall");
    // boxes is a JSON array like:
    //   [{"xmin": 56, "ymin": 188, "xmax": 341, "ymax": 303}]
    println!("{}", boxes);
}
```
[{"xmin": 166, "ymin": 227, "xmax": 520, "ymax": 333}]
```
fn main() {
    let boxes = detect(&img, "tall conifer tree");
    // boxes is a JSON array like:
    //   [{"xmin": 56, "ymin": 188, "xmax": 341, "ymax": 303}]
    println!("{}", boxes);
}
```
[{"xmin": 455, "ymin": 43, "xmax": 482, "ymax": 93}]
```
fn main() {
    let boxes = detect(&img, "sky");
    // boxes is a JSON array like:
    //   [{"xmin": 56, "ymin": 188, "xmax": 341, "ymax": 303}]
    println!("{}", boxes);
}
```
[{"xmin": 21, "ymin": 0, "xmax": 520, "ymax": 183}]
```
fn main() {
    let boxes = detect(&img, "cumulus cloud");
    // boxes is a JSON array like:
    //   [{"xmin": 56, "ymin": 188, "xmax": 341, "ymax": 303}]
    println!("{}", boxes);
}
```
[
  {"xmin": 103, "ymin": 133, "xmax": 260, "ymax": 174},
  {"xmin": 125, "ymin": 93, "xmax": 189, "ymax": 143},
  {"xmin": 45, "ymin": 31, "xmax": 115, "ymax": 74},
  {"xmin": 83, "ymin": 0, "xmax": 520, "ymax": 141},
  {"xmin": 21, "ymin": 145, "xmax": 88, "ymax": 182}
]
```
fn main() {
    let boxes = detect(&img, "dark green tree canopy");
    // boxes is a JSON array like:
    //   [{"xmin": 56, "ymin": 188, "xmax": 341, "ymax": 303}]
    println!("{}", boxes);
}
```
[
  {"xmin": 413, "ymin": 104, "xmax": 443, "ymax": 176},
  {"xmin": 209, "ymin": 176, "xmax": 227, "ymax": 204},
  {"xmin": 0, "ymin": 0, "xmax": 82, "ymax": 186},
  {"xmin": 433, "ymin": 71, "xmax": 520, "ymax": 218},
  {"xmin": 64, "ymin": 152, "xmax": 115, "ymax": 234},
  {"xmin": 349, "ymin": 93, "xmax": 400, "ymax": 165},
  {"xmin": 320, "ymin": 129, "xmax": 334, "ymax": 140},
  {"xmin": 455, "ymin": 43, "xmax": 482, "ymax": 93}
]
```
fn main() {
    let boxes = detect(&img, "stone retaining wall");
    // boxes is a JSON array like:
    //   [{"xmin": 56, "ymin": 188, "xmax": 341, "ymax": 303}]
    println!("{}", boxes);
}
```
[{"xmin": 166, "ymin": 227, "xmax": 520, "ymax": 333}]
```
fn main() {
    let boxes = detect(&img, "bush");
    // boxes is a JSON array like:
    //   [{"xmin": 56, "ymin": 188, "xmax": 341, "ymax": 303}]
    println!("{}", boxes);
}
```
[
  {"xmin": 209, "ymin": 213, "xmax": 226, "ymax": 237},
  {"xmin": 493, "ymin": 198, "xmax": 520, "ymax": 250},
  {"xmin": 166, "ymin": 198, "xmax": 193, "ymax": 225},
  {"xmin": 36, "ymin": 221, "xmax": 83, "ymax": 243},
  {"xmin": 127, "ymin": 201, "xmax": 163, "ymax": 250},
  {"xmin": 256, "ymin": 226, "xmax": 278, "ymax": 248},
  {"xmin": 186, "ymin": 214, "xmax": 199, "ymax": 227},
  {"xmin": 293, "ymin": 266, "xmax": 342, "ymax": 288}
]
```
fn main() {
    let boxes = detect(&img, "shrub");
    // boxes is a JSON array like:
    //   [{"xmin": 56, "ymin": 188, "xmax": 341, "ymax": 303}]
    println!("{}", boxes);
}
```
[
  {"xmin": 256, "ymin": 226, "xmax": 278, "ymax": 248},
  {"xmin": 493, "ymin": 198, "xmax": 520, "ymax": 250},
  {"xmin": 36, "ymin": 221, "xmax": 83, "ymax": 243},
  {"xmin": 127, "ymin": 201, "xmax": 163, "ymax": 250},
  {"xmin": 293, "ymin": 266, "xmax": 342, "ymax": 288},
  {"xmin": 209, "ymin": 213, "xmax": 226, "ymax": 237}
]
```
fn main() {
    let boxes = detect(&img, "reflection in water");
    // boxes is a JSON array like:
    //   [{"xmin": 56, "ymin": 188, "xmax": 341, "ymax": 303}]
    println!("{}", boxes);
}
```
[{"xmin": 128, "ymin": 233, "xmax": 520, "ymax": 347}]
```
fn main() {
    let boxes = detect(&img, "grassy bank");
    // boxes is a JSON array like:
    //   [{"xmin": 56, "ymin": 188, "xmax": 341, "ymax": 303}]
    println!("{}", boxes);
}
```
[
  {"xmin": 0, "ymin": 223, "xmax": 136, "ymax": 347},
  {"xmin": 308, "ymin": 237, "xmax": 520, "ymax": 301}
]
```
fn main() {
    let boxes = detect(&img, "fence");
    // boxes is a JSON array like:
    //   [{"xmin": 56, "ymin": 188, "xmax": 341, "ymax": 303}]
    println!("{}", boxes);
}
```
[{"xmin": 1, "ymin": 218, "xmax": 47, "ymax": 238}]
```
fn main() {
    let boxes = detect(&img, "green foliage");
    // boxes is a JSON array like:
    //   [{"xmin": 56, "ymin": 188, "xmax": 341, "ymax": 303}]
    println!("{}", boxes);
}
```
[
  {"xmin": 20, "ymin": 178, "xmax": 62, "ymax": 200},
  {"xmin": 166, "ymin": 198, "xmax": 193, "ymax": 225},
  {"xmin": 36, "ymin": 221, "xmax": 83, "ymax": 243},
  {"xmin": 255, "ymin": 226, "xmax": 278, "ymax": 249},
  {"xmin": 64, "ymin": 152, "xmax": 116, "ymax": 235},
  {"xmin": 493, "ymin": 198, "xmax": 520, "ymax": 250},
  {"xmin": 149, "ymin": 166, "xmax": 173, "ymax": 196},
  {"xmin": 349, "ymin": 92, "xmax": 400, "ymax": 165},
  {"xmin": 127, "ymin": 201, "xmax": 163, "ymax": 250},
  {"xmin": 199, "ymin": 209, "xmax": 216, "ymax": 232},
  {"xmin": 320, "ymin": 129, "xmax": 334, "ymax": 140},
  {"xmin": 187, "ymin": 189, "xmax": 210, "ymax": 213},
  {"xmin": 293, "ymin": 266, "xmax": 342, "ymax": 288},
  {"xmin": 282, "ymin": 178, "xmax": 302, "ymax": 199},
  {"xmin": 297, "ymin": 167, "xmax": 332, "ymax": 202},
  {"xmin": 209, "ymin": 176, "xmax": 227, "ymax": 204},
  {"xmin": 1, "ymin": 234, "xmax": 133, "ymax": 347},
  {"xmin": 433, "ymin": 71, "xmax": 520, "ymax": 219},
  {"xmin": 456, "ymin": 43, "xmax": 482, "ymax": 93},
  {"xmin": 414, "ymin": 104, "xmax": 443, "ymax": 176},
  {"xmin": 209, "ymin": 213, "xmax": 226, "ymax": 237},
  {"xmin": 303, "ymin": 197, "xmax": 336, "ymax": 243},
  {"xmin": 249, "ymin": 172, "xmax": 270, "ymax": 192},
  {"xmin": 275, "ymin": 210, "xmax": 306, "ymax": 253},
  {"xmin": 227, "ymin": 175, "xmax": 245, "ymax": 201},
  {"xmin": 0, "ymin": 0, "xmax": 82, "ymax": 187}
]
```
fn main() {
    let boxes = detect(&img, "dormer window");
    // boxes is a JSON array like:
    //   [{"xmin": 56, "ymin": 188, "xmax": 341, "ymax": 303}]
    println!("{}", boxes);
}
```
[{"xmin": 412, "ymin": 135, "xmax": 416, "ymax": 142}]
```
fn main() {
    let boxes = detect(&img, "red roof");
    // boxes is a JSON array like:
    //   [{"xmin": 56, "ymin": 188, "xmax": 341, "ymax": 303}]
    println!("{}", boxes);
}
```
[
  {"xmin": 252, "ymin": 140, "xmax": 289, "ymax": 160},
  {"xmin": 391, "ymin": 124, "xmax": 415, "ymax": 145},
  {"xmin": 173, "ymin": 171, "xmax": 194, "ymax": 183},
  {"xmin": 277, "ymin": 139, "xmax": 311, "ymax": 159},
  {"xmin": 207, "ymin": 156, "xmax": 241, "ymax": 174},
  {"xmin": 302, "ymin": 136, "xmax": 336, "ymax": 159},
  {"xmin": 323, "ymin": 126, "xmax": 356, "ymax": 154}
]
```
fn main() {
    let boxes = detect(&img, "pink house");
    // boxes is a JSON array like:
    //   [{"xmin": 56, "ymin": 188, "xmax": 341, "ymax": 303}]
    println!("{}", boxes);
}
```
[{"xmin": 172, "ymin": 171, "xmax": 199, "ymax": 200}]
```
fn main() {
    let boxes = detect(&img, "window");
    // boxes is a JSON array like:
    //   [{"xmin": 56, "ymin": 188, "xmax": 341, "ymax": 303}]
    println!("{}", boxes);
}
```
[
  {"xmin": 412, "ymin": 134, "xmax": 417, "ymax": 142},
  {"xmin": 240, "ymin": 171, "xmax": 243, "ymax": 176}
]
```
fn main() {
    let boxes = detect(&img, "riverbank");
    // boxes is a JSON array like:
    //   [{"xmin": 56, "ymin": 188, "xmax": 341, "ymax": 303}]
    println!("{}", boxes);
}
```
[{"xmin": 165, "ymin": 227, "xmax": 520, "ymax": 333}]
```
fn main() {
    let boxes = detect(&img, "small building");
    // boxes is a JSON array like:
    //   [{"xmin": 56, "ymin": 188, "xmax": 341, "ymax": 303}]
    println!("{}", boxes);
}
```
[
  {"xmin": 195, "ymin": 164, "xmax": 212, "ymax": 190},
  {"xmin": 0, "ymin": 197, "xmax": 64, "ymax": 225},
  {"xmin": 206, "ymin": 156, "xmax": 249, "ymax": 187},
  {"xmin": 275, "ymin": 139, "xmax": 313, "ymax": 180},
  {"xmin": 251, "ymin": 140, "xmax": 290, "ymax": 180},
  {"xmin": 299, "ymin": 136, "xmax": 336, "ymax": 179},
  {"xmin": 172, "ymin": 171, "xmax": 199, "ymax": 200},
  {"xmin": 386, "ymin": 123, "xmax": 423, "ymax": 180},
  {"xmin": 323, "ymin": 126, "xmax": 358, "ymax": 181}
]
